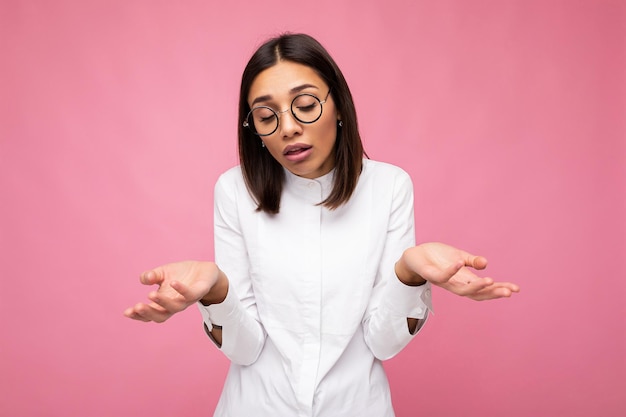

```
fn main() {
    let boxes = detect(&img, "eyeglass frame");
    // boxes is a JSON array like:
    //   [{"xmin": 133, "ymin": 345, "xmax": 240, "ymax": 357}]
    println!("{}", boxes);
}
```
[{"xmin": 243, "ymin": 89, "xmax": 332, "ymax": 137}]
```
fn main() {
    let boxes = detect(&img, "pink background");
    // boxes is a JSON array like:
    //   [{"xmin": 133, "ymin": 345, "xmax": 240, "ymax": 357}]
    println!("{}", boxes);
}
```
[{"xmin": 1, "ymin": 1, "xmax": 624, "ymax": 416}]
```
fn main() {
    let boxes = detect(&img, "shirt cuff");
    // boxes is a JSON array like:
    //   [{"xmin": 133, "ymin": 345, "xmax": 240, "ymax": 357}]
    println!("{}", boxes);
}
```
[
  {"xmin": 196, "ymin": 283, "xmax": 239, "ymax": 331},
  {"xmin": 385, "ymin": 274, "xmax": 434, "ymax": 319}
]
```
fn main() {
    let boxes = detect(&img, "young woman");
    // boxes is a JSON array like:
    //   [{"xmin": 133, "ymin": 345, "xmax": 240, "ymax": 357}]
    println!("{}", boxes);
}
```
[{"xmin": 124, "ymin": 33, "xmax": 519, "ymax": 417}]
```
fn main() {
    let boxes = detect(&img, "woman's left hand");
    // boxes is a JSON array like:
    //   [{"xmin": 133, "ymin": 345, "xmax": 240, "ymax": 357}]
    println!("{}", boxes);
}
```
[{"xmin": 396, "ymin": 242, "xmax": 520, "ymax": 301}]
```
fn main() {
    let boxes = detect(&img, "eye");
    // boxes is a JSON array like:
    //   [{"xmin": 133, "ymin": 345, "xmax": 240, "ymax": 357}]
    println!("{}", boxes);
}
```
[
  {"xmin": 297, "ymin": 102, "xmax": 318, "ymax": 113},
  {"xmin": 252, "ymin": 107, "xmax": 276, "ymax": 124},
  {"xmin": 293, "ymin": 95, "xmax": 319, "ymax": 113}
]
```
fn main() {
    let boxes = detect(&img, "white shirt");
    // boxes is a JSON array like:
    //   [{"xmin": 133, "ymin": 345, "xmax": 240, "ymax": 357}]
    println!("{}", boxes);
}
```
[{"xmin": 198, "ymin": 159, "xmax": 432, "ymax": 417}]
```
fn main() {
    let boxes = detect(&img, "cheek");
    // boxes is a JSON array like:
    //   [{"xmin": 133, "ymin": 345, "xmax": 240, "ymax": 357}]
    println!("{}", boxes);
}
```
[
  {"xmin": 322, "ymin": 108, "xmax": 338, "ymax": 137},
  {"xmin": 319, "ymin": 121, "xmax": 338, "ymax": 148}
]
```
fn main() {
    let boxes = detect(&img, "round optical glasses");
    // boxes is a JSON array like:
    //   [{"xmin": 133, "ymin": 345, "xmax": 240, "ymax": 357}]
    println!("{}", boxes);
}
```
[{"xmin": 243, "ymin": 89, "xmax": 331, "ymax": 136}]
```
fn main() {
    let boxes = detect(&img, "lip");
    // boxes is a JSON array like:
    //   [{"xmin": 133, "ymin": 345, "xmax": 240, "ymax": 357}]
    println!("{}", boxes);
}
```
[{"xmin": 283, "ymin": 143, "xmax": 313, "ymax": 162}]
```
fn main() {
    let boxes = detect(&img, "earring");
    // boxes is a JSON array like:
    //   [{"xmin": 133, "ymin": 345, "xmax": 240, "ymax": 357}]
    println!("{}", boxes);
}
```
[
  {"xmin": 338, "ymin": 120, "xmax": 343, "ymax": 127},
  {"xmin": 261, "ymin": 141, "xmax": 266, "ymax": 148}
]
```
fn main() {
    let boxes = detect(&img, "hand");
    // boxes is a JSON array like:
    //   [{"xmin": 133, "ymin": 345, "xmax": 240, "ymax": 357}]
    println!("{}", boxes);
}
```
[
  {"xmin": 396, "ymin": 243, "xmax": 520, "ymax": 301},
  {"xmin": 123, "ymin": 261, "xmax": 226, "ymax": 323}
]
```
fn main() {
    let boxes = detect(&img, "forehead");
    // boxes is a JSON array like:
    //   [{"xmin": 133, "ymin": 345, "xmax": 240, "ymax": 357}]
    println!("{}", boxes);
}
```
[{"xmin": 248, "ymin": 61, "xmax": 326, "ymax": 102}]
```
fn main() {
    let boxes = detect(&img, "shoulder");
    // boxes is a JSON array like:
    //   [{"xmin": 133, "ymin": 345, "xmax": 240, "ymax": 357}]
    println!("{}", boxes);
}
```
[
  {"xmin": 214, "ymin": 165, "xmax": 260, "ymax": 213},
  {"xmin": 361, "ymin": 159, "xmax": 413, "ymax": 186},
  {"xmin": 214, "ymin": 166, "xmax": 249, "ymax": 202},
  {"xmin": 357, "ymin": 159, "xmax": 415, "ymax": 207},
  {"xmin": 217, "ymin": 165, "xmax": 244, "ymax": 184},
  {"xmin": 215, "ymin": 165, "xmax": 246, "ymax": 192}
]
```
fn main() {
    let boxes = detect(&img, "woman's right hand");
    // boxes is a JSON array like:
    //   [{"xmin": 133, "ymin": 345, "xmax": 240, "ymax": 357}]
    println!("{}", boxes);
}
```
[{"xmin": 123, "ymin": 261, "xmax": 228, "ymax": 323}]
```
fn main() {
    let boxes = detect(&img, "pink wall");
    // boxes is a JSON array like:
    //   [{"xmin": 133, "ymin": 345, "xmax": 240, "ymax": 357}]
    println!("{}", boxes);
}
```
[{"xmin": 1, "ymin": 1, "xmax": 624, "ymax": 416}]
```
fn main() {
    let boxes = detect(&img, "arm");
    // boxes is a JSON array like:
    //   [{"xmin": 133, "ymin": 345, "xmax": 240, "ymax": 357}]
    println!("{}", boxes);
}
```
[
  {"xmin": 123, "ymin": 255, "xmax": 265, "ymax": 366},
  {"xmin": 197, "ymin": 172, "xmax": 266, "ymax": 365},
  {"xmin": 124, "ymin": 171, "xmax": 267, "ymax": 365},
  {"xmin": 363, "ymin": 170, "xmax": 433, "ymax": 360},
  {"xmin": 362, "ymin": 170, "xmax": 520, "ymax": 360}
]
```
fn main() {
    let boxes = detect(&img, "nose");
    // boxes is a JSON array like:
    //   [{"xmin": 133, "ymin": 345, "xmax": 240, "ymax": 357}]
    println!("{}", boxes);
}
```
[{"xmin": 278, "ymin": 110, "xmax": 302, "ymax": 138}]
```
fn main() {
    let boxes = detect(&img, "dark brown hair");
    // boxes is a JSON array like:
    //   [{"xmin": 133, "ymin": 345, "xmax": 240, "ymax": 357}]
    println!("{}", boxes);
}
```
[{"xmin": 238, "ymin": 33, "xmax": 365, "ymax": 214}]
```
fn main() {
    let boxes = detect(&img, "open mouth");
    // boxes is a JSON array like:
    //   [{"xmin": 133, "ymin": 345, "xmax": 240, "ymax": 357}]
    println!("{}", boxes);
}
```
[
  {"xmin": 283, "ymin": 145, "xmax": 312, "ymax": 156},
  {"xmin": 283, "ymin": 144, "xmax": 313, "ymax": 162}
]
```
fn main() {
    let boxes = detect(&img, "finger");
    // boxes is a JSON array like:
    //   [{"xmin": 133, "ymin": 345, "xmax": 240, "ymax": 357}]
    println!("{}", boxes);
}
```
[
  {"xmin": 170, "ymin": 280, "xmax": 198, "ymax": 300},
  {"xmin": 472, "ymin": 256, "xmax": 488, "ymax": 270},
  {"xmin": 123, "ymin": 307, "xmax": 140, "ymax": 320},
  {"xmin": 460, "ymin": 251, "xmax": 488, "ymax": 270},
  {"xmin": 498, "ymin": 282, "xmax": 520, "ymax": 294},
  {"xmin": 140, "ymin": 269, "xmax": 164, "ymax": 286},
  {"xmin": 126, "ymin": 312, "xmax": 150, "ymax": 322},
  {"xmin": 471, "ymin": 288, "xmax": 511, "ymax": 301},
  {"xmin": 134, "ymin": 302, "xmax": 172, "ymax": 323},
  {"xmin": 124, "ymin": 304, "xmax": 152, "ymax": 322},
  {"xmin": 470, "ymin": 282, "xmax": 520, "ymax": 301},
  {"xmin": 479, "ymin": 281, "xmax": 520, "ymax": 293},
  {"xmin": 147, "ymin": 288, "xmax": 188, "ymax": 313}
]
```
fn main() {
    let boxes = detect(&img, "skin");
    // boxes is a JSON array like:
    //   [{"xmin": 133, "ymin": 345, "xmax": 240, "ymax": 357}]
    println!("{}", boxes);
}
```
[
  {"xmin": 123, "ymin": 244, "xmax": 520, "ymax": 336},
  {"xmin": 395, "ymin": 243, "xmax": 520, "ymax": 300},
  {"xmin": 124, "ymin": 62, "xmax": 520, "ymax": 341},
  {"xmin": 248, "ymin": 60, "xmax": 340, "ymax": 179}
]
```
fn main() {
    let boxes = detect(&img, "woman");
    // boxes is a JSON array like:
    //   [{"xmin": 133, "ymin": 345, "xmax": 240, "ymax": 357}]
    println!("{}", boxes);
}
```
[{"xmin": 124, "ymin": 33, "xmax": 519, "ymax": 416}]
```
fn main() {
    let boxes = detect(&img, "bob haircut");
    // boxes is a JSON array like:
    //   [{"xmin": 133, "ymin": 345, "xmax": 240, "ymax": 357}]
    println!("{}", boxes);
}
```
[{"xmin": 238, "ymin": 33, "xmax": 365, "ymax": 214}]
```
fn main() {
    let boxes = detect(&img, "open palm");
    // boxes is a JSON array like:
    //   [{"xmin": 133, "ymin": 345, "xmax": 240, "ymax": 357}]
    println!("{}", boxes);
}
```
[
  {"xmin": 124, "ymin": 261, "xmax": 220, "ymax": 322},
  {"xmin": 401, "ymin": 243, "xmax": 520, "ymax": 301}
]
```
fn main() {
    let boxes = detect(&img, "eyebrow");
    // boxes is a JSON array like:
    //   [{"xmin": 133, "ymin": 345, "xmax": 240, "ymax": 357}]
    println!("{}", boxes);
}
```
[{"xmin": 250, "ymin": 84, "xmax": 319, "ymax": 107}]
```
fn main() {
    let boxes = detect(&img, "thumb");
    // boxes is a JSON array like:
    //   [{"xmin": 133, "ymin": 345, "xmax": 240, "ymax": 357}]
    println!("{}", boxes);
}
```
[
  {"xmin": 140, "ymin": 268, "xmax": 164, "ymax": 286},
  {"xmin": 461, "ymin": 251, "xmax": 488, "ymax": 270}
]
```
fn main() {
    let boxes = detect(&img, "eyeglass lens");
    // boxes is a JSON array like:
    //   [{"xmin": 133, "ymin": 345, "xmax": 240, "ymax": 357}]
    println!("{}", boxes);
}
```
[{"xmin": 247, "ymin": 94, "xmax": 323, "ymax": 136}]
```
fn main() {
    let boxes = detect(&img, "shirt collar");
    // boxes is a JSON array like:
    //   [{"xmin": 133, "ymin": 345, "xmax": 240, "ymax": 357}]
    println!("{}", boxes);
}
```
[{"xmin": 283, "ymin": 167, "xmax": 335, "ymax": 193}]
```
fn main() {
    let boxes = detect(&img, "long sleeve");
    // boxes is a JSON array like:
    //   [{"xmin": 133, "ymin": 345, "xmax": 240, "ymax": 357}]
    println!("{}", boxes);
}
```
[
  {"xmin": 363, "ymin": 168, "xmax": 433, "ymax": 360},
  {"xmin": 197, "ymin": 169, "xmax": 266, "ymax": 365},
  {"xmin": 205, "ymin": 161, "xmax": 432, "ymax": 416}
]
